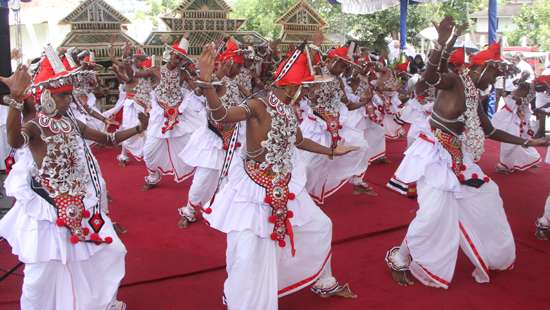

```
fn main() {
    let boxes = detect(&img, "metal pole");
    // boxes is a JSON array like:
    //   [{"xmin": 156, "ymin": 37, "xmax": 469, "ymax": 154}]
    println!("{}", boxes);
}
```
[
  {"xmin": 399, "ymin": 0, "xmax": 408, "ymax": 51},
  {"xmin": 487, "ymin": 0, "xmax": 498, "ymax": 118}
]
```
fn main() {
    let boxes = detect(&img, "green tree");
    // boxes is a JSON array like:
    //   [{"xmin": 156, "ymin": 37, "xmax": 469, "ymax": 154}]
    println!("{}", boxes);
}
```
[
  {"xmin": 230, "ymin": 0, "xmax": 485, "ymax": 51},
  {"xmin": 133, "ymin": 0, "xmax": 181, "ymax": 27},
  {"xmin": 507, "ymin": 0, "xmax": 550, "ymax": 50}
]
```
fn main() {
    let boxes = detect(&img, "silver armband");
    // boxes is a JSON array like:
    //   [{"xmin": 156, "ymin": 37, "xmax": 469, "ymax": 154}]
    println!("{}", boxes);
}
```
[
  {"xmin": 3, "ymin": 95, "xmax": 24, "ymax": 111},
  {"xmin": 21, "ymin": 130, "xmax": 30, "ymax": 146},
  {"xmin": 209, "ymin": 107, "xmax": 228, "ymax": 122},
  {"xmin": 238, "ymin": 103, "xmax": 252, "ymax": 116}
]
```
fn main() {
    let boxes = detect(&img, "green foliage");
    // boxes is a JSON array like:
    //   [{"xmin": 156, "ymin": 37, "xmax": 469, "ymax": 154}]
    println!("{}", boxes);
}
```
[
  {"xmin": 134, "ymin": 0, "xmax": 488, "ymax": 51},
  {"xmin": 507, "ymin": 0, "xmax": 550, "ymax": 49},
  {"xmin": 230, "ymin": 0, "xmax": 486, "ymax": 51},
  {"xmin": 229, "ymin": 0, "xmax": 295, "ymax": 39},
  {"xmin": 136, "ymin": 0, "xmax": 181, "ymax": 27}
]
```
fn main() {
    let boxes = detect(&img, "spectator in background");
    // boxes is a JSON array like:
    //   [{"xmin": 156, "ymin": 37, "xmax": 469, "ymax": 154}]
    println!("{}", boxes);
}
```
[
  {"xmin": 511, "ymin": 54, "xmax": 535, "ymax": 83},
  {"xmin": 409, "ymin": 54, "xmax": 425, "ymax": 74}
]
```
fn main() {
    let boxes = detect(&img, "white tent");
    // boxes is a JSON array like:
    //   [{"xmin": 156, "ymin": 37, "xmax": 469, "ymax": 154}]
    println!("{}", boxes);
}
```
[{"xmin": 336, "ymin": 0, "xmax": 440, "ymax": 15}]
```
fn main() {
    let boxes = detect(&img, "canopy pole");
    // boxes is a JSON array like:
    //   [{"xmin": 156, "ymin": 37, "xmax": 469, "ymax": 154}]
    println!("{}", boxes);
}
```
[
  {"xmin": 487, "ymin": 0, "xmax": 498, "ymax": 118},
  {"xmin": 488, "ymin": 0, "xmax": 497, "ymax": 44},
  {"xmin": 399, "ymin": 0, "xmax": 408, "ymax": 51}
]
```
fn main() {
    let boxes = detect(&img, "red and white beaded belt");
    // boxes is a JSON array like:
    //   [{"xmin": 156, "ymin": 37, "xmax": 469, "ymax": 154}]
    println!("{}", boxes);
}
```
[
  {"xmin": 244, "ymin": 159, "xmax": 297, "ymax": 255},
  {"xmin": 313, "ymin": 108, "xmax": 342, "ymax": 149},
  {"xmin": 158, "ymin": 100, "xmax": 182, "ymax": 134}
]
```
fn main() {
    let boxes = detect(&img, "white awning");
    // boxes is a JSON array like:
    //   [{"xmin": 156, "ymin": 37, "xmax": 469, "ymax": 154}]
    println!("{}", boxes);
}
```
[{"xmin": 337, "ymin": 0, "xmax": 444, "ymax": 15}]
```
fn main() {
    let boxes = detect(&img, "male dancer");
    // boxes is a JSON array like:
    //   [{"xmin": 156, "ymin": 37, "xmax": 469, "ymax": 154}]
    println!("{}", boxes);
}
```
[
  {"xmin": 300, "ymin": 45, "xmax": 371, "ymax": 203},
  {"xmin": 198, "ymin": 43, "xmax": 357, "ymax": 309},
  {"xmin": 385, "ymin": 17, "xmax": 549, "ymax": 288},
  {"xmin": 535, "ymin": 145, "xmax": 550, "ymax": 240},
  {"xmin": 0, "ymin": 44, "xmax": 149, "ymax": 309},
  {"xmin": 142, "ymin": 38, "xmax": 200, "ymax": 190},
  {"xmin": 105, "ymin": 46, "xmax": 155, "ymax": 165},
  {"xmin": 177, "ymin": 39, "xmax": 247, "ymax": 227},
  {"xmin": 492, "ymin": 82, "xmax": 541, "ymax": 173}
]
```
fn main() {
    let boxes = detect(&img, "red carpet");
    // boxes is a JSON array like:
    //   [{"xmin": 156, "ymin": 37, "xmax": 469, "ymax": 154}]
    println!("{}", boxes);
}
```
[{"xmin": 1, "ymin": 138, "xmax": 549, "ymax": 310}]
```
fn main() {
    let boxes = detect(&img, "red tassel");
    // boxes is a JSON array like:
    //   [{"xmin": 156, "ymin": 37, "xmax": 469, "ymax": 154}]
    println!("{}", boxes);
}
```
[
  {"xmin": 458, "ymin": 174, "xmax": 465, "ymax": 182},
  {"xmin": 287, "ymin": 210, "xmax": 294, "ymax": 218},
  {"xmin": 268, "ymin": 215, "xmax": 277, "ymax": 223},
  {"xmin": 82, "ymin": 210, "xmax": 91, "ymax": 218},
  {"xmin": 270, "ymin": 233, "xmax": 277, "ymax": 241},
  {"xmin": 104, "ymin": 236, "xmax": 113, "ymax": 244},
  {"xmin": 90, "ymin": 233, "xmax": 101, "ymax": 242},
  {"xmin": 56, "ymin": 218, "xmax": 65, "ymax": 227},
  {"xmin": 288, "ymin": 192, "xmax": 296, "ymax": 200},
  {"xmin": 264, "ymin": 196, "xmax": 272, "ymax": 204},
  {"xmin": 82, "ymin": 227, "xmax": 90, "ymax": 236},
  {"xmin": 471, "ymin": 173, "xmax": 478, "ymax": 180},
  {"xmin": 236, "ymin": 142, "xmax": 242, "ymax": 148},
  {"xmin": 70, "ymin": 235, "xmax": 80, "ymax": 244},
  {"xmin": 278, "ymin": 239, "xmax": 286, "ymax": 247},
  {"xmin": 483, "ymin": 176, "xmax": 490, "ymax": 183},
  {"xmin": 204, "ymin": 207, "xmax": 213, "ymax": 214},
  {"xmin": 460, "ymin": 164, "xmax": 467, "ymax": 171}
]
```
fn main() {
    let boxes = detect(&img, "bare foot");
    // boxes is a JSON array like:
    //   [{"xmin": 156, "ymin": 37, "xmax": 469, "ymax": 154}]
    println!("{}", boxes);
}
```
[
  {"xmin": 113, "ymin": 223, "xmax": 128, "ymax": 235},
  {"xmin": 373, "ymin": 157, "xmax": 392, "ymax": 165},
  {"xmin": 177, "ymin": 216, "xmax": 192, "ymax": 229},
  {"xmin": 495, "ymin": 164, "xmax": 510, "ymax": 174},
  {"xmin": 535, "ymin": 224, "xmax": 549, "ymax": 240},
  {"xmin": 352, "ymin": 184, "xmax": 378, "ymax": 196},
  {"xmin": 142, "ymin": 183, "xmax": 156, "ymax": 191},
  {"xmin": 390, "ymin": 269, "xmax": 414, "ymax": 286},
  {"xmin": 313, "ymin": 283, "xmax": 358, "ymax": 299}
]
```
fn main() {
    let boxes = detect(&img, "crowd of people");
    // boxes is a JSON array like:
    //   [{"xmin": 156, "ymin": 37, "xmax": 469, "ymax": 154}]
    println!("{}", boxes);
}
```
[{"xmin": 0, "ymin": 15, "xmax": 549, "ymax": 310}]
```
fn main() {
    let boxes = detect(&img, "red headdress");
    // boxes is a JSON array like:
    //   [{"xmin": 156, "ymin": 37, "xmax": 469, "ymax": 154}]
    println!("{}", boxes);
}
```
[
  {"xmin": 328, "ymin": 46, "xmax": 353, "ymax": 64},
  {"xmin": 469, "ymin": 42, "xmax": 502, "ymax": 66},
  {"xmin": 395, "ymin": 60, "xmax": 409, "ymax": 72},
  {"xmin": 139, "ymin": 57, "xmax": 153, "ymax": 69},
  {"xmin": 217, "ymin": 38, "xmax": 245, "ymax": 65},
  {"xmin": 168, "ymin": 37, "xmax": 193, "ymax": 62},
  {"xmin": 33, "ymin": 44, "xmax": 74, "ymax": 94},
  {"xmin": 535, "ymin": 75, "xmax": 550, "ymax": 86},
  {"xmin": 449, "ymin": 47, "xmax": 465, "ymax": 66},
  {"xmin": 62, "ymin": 52, "xmax": 78, "ymax": 71},
  {"xmin": 273, "ymin": 44, "xmax": 333, "ymax": 87}
]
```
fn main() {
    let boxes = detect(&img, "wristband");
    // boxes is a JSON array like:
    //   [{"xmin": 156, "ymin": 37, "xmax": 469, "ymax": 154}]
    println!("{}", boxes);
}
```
[{"xmin": 4, "ymin": 95, "xmax": 24, "ymax": 111}]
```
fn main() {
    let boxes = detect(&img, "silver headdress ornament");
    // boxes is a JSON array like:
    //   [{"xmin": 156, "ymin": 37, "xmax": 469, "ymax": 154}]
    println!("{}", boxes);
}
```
[
  {"xmin": 65, "ymin": 52, "xmax": 77, "ymax": 69},
  {"xmin": 44, "ymin": 44, "xmax": 67, "ymax": 74},
  {"xmin": 40, "ymin": 89, "xmax": 58, "ymax": 116}
]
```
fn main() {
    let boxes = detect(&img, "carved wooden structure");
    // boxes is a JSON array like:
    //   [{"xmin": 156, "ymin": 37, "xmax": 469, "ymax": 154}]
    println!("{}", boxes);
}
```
[
  {"xmin": 276, "ymin": 0, "xmax": 335, "ymax": 53},
  {"xmin": 144, "ymin": 0, "xmax": 267, "ymax": 57},
  {"xmin": 59, "ymin": 0, "xmax": 140, "ymax": 107}
]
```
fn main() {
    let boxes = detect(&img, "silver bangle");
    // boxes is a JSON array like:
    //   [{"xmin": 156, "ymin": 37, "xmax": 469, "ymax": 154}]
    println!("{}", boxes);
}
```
[
  {"xmin": 238, "ymin": 103, "xmax": 252, "ymax": 116},
  {"xmin": 209, "ymin": 107, "xmax": 228, "ymax": 122},
  {"xmin": 427, "ymin": 58, "xmax": 439, "ymax": 68},
  {"xmin": 486, "ymin": 127, "xmax": 497, "ymax": 137},
  {"xmin": 4, "ymin": 95, "xmax": 24, "ymax": 111},
  {"xmin": 424, "ymin": 73, "xmax": 442, "ymax": 87},
  {"xmin": 206, "ymin": 103, "xmax": 224, "ymax": 112}
]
